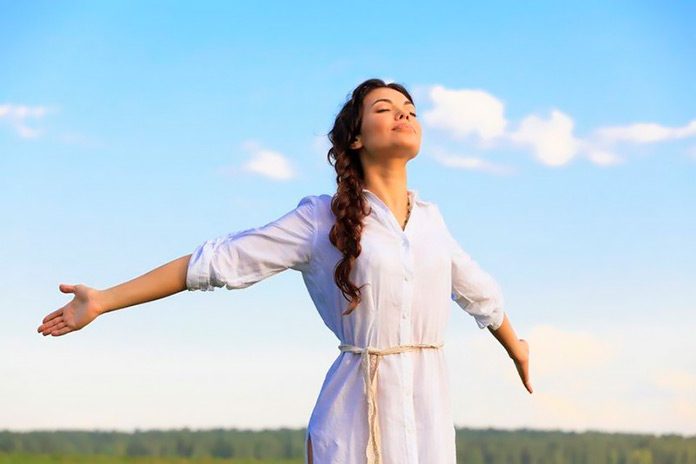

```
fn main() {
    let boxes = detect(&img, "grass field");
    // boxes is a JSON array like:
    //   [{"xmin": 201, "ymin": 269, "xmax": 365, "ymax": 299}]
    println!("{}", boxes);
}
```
[{"xmin": 0, "ymin": 455, "xmax": 303, "ymax": 464}]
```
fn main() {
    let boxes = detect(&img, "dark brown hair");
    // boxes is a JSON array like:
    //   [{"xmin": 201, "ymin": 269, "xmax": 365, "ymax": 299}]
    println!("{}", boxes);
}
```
[{"xmin": 326, "ymin": 78, "xmax": 415, "ymax": 316}]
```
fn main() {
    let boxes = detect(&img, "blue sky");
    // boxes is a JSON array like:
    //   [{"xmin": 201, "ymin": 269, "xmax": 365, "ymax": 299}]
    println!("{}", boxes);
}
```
[{"xmin": 1, "ymin": 1, "xmax": 694, "ymax": 435}]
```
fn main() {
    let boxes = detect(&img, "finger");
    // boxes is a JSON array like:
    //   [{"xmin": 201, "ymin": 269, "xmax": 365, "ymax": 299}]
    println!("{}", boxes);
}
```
[
  {"xmin": 59, "ymin": 283, "xmax": 76, "ymax": 294},
  {"xmin": 40, "ymin": 307, "xmax": 64, "ymax": 326},
  {"xmin": 40, "ymin": 318, "xmax": 64, "ymax": 335},
  {"xmin": 522, "ymin": 360, "xmax": 533, "ymax": 393},
  {"xmin": 51, "ymin": 325, "xmax": 73, "ymax": 337},
  {"xmin": 515, "ymin": 361, "xmax": 531, "ymax": 389},
  {"xmin": 46, "ymin": 321, "xmax": 67, "ymax": 336}
]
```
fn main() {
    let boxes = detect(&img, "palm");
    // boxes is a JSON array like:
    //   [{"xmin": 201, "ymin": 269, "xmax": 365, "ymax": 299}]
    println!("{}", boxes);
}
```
[{"xmin": 37, "ymin": 284, "xmax": 102, "ymax": 337}]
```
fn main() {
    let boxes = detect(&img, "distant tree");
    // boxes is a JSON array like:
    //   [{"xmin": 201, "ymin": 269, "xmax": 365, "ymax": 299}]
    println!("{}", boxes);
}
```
[{"xmin": 210, "ymin": 436, "xmax": 233, "ymax": 458}]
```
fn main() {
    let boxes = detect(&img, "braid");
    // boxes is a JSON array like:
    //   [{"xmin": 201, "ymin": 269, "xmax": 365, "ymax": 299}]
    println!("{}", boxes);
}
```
[{"xmin": 325, "ymin": 78, "xmax": 415, "ymax": 316}]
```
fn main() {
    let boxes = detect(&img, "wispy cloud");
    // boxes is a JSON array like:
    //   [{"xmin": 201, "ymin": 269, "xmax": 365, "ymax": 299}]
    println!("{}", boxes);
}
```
[
  {"xmin": 449, "ymin": 323, "xmax": 696, "ymax": 434},
  {"xmin": 218, "ymin": 140, "xmax": 298, "ymax": 181},
  {"xmin": 58, "ymin": 131, "xmax": 107, "ymax": 149},
  {"xmin": 594, "ymin": 120, "xmax": 696, "ymax": 144},
  {"xmin": 420, "ymin": 85, "xmax": 695, "ymax": 169},
  {"xmin": 0, "ymin": 104, "xmax": 52, "ymax": 139},
  {"xmin": 430, "ymin": 146, "xmax": 516, "ymax": 176},
  {"xmin": 527, "ymin": 324, "xmax": 618, "ymax": 377},
  {"xmin": 653, "ymin": 369, "xmax": 696, "ymax": 395},
  {"xmin": 581, "ymin": 146, "xmax": 624, "ymax": 166}
]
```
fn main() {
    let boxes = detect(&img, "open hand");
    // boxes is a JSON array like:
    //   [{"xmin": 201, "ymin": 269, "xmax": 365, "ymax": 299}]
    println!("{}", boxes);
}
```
[
  {"xmin": 512, "ymin": 339, "xmax": 533, "ymax": 394},
  {"xmin": 37, "ymin": 284, "xmax": 103, "ymax": 337}
]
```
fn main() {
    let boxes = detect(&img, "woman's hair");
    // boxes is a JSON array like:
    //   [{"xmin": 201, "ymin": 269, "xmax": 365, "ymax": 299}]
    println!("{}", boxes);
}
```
[{"xmin": 326, "ymin": 78, "xmax": 415, "ymax": 316}]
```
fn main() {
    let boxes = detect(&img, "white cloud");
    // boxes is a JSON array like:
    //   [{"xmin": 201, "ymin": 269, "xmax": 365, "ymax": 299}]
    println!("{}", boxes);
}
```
[
  {"xmin": 0, "ymin": 103, "xmax": 51, "ymax": 139},
  {"xmin": 430, "ymin": 146, "xmax": 516, "ymax": 175},
  {"xmin": 448, "ymin": 322, "xmax": 696, "ymax": 435},
  {"xmin": 582, "ymin": 146, "xmax": 624, "ymax": 166},
  {"xmin": 507, "ymin": 110, "xmax": 581, "ymax": 167},
  {"xmin": 222, "ymin": 140, "xmax": 297, "ymax": 181},
  {"xmin": 422, "ymin": 85, "xmax": 507, "ymax": 142},
  {"xmin": 594, "ymin": 119, "xmax": 696, "ymax": 144},
  {"xmin": 526, "ymin": 324, "xmax": 618, "ymax": 377},
  {"xmin": 653, "ymin": 369, "xmax": 696, "ymax": 394},
  {"xmin": 419, "ymin": 84, "xmax": 696, "ymax": 169}
]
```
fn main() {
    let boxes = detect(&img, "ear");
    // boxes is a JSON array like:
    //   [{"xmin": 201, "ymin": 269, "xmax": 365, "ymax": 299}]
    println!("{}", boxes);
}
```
[{"xmin": 350, "ymin": 135, "xmax": 363, "ymax": 150}]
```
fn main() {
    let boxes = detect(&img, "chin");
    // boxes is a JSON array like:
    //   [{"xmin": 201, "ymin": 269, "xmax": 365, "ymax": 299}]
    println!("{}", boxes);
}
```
[
  {"xmin": 370, "ymin": 144, "xmax": 420, "ymax": 160},
  {"xmin": 402, "ymin": 144, "xmax": 421, "ymax": 159}
]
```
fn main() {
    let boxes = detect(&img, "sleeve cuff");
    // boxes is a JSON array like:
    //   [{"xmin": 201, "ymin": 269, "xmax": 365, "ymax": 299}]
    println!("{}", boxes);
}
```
[
  {"xmin": 483, "ymin": 310, "xmax": 505, "ymax": 331},
  {"xmin": 186, "ymin": 239, "xmax": 216, "ymax": 291}
]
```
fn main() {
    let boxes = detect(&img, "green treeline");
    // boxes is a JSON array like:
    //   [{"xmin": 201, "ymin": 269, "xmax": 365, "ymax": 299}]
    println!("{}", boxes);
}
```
[
  {"xmin": 454, "ymin": 427, "xmax": 695, "ymax": 464},
  {"xmin": 0, "ymin": 427, "xmax": 694, "ymax": 464}
]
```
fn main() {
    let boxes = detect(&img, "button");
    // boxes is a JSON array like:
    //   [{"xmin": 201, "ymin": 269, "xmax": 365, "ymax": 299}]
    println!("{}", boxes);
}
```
[{"xmin": 402, "ymin": 313, "xmax": 408, "ymax": 320}]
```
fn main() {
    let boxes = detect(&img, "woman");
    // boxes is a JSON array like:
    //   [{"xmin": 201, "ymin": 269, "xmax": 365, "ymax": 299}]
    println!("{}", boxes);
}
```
[{"xmin": 37, "ymin": 78, "xmax": 532, "ymax": 464}]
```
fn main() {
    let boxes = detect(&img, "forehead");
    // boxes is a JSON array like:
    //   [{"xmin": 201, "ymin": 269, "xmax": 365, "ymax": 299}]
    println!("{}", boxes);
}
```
[{"xmin": 364, "ymin": 87, "xmax": 413, "ymax": 106}]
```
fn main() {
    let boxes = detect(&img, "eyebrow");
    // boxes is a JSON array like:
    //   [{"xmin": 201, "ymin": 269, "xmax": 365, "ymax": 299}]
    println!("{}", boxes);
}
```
[{"xmin": 370, "ymin": 98, "xmax": 415, "ymax": 108}]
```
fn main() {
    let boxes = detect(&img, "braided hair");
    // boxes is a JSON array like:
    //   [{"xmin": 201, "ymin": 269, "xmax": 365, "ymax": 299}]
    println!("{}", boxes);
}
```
[{"xmin": 325, "ymin": 78, "xmax": 416, "ymax": 316}]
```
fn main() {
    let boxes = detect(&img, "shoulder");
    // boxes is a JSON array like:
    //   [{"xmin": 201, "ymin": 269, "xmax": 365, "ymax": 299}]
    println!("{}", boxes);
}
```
[
  {"xmin": 299, "ymin": 192, "xmax": 440, "ymax": 219},
  {"xmin": 412, "ymin": 191, "xmax": 445, "ymax": 223},
  {"xmin": 410, "ymin": 188, "xmax": 438, "ymax": 211},
  {"xmin": 294, "ymin": 194, "xmax": 334, "ymax": 224},
  {"xmin": 296, "ymin": 193, "xmax": 332, "ymax": 209}
]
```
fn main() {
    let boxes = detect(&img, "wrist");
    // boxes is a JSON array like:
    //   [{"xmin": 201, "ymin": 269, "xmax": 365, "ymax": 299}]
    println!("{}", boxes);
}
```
[
  {"xmin": 95, "ymin": 289, "xmax": 111, "ymax": 315},
  {"xmin": 507, "ymin": 340, "xmax": 527, "ymax": 362}
]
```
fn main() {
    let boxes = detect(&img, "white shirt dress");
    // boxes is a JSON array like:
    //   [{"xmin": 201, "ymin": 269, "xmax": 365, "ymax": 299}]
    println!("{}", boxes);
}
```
[{"xmin": 186, "ymin": 188, "xmax": 506, "ymax": 464}]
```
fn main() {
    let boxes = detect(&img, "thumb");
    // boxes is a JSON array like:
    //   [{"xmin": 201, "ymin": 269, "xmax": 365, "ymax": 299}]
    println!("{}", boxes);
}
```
[{"xmin": 59, "ymin": 283, "xmax": 76, "ymax": 293}]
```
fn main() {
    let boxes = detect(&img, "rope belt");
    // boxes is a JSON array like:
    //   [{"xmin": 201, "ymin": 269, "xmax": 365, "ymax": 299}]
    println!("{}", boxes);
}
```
[{"xmin": 338, "ymin": 342, "xmax": 444, "ymax": 464}]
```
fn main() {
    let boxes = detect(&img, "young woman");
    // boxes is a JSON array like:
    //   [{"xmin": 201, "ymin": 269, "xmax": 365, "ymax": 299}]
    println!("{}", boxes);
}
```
[{"xmin": 37, "ymin": 78, "xmax": 532, "ymax": 464}]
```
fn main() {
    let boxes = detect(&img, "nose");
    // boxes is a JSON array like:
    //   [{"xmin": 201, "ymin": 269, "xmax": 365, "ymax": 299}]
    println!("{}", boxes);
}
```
[{"xmin": 395, "ymin": 108, "xmax": 411, "ymax": 120}]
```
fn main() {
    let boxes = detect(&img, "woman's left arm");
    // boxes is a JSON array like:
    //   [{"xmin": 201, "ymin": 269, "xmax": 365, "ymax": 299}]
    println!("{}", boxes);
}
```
[{"xmin": 489, "ymin": 313, "xmax": 533, "ymax": 394}]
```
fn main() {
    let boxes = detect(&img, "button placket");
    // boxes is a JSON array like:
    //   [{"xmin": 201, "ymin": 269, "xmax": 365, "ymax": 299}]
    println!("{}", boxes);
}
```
[{"xmin": 399, "ymin": 235, "xmax": 413, "ymax": 344}]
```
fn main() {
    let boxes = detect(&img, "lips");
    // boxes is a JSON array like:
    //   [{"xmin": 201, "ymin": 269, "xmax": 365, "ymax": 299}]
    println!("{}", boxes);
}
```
[{"xmin": 393, "ymin": 123, "xmax": 415, "ymax": 133}]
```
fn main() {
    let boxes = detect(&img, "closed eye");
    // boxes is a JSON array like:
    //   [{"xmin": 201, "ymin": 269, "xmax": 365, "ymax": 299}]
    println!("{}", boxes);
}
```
[{"xmin": 377, "ymin": 109, "xmax": 417, "ymax": 117}]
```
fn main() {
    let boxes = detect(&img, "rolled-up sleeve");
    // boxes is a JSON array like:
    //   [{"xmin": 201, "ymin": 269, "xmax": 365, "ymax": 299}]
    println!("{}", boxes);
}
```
[
  {"xmin": 448, "ymin": 230, "xmax": 506, "ymax": 331},
  {"xmin": 186, "ymin": 195, "xmax": 317, "ymax": 291}
]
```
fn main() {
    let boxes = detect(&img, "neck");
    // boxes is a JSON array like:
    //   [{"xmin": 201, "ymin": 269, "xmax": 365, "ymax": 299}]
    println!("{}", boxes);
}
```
[{"xmin": 362, "ymin": 175, "xmax": 409, "ymax": 212}]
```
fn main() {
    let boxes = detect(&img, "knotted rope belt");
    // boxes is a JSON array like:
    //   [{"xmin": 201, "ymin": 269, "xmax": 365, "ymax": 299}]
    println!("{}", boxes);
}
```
[{"xmin": 338, "ymin": 342, "xmax": 445, "ymax": 464}]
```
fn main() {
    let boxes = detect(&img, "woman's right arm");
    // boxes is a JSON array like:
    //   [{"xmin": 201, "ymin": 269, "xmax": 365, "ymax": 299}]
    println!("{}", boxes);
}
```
[
  {"xmin": 99, "ymin": 254, "xmax": 192, "ymax": 314},
  {"xmin": 38, "ymin": 194, "xmax": 318, "ymax": 337},
  {"xmin": 37, "ymin": 254, "xmax": 192, "ymax": 337}
]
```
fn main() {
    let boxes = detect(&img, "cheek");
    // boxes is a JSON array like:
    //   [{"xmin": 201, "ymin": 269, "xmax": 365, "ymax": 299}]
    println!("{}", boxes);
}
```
[{"xmin": 363, "ymin": 117, "xmax": 392, "ymax": 139}]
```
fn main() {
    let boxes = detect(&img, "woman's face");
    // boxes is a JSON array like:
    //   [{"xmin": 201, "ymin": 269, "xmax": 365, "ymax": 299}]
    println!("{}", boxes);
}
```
[{"xmin": 351, "ymin": 87, "xmax": 421, "ymax": 162}]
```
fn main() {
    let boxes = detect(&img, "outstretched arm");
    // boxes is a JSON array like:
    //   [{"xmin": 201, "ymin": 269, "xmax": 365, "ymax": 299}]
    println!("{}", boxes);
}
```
[
  {"xmin": 99, "ymin": 254, "xmax": 191, "ymax": 314},
  {"xmin": 489, "ymin": 313, "xmax": 533, "ymax": 394},
  {"xmin": 37, "ymin": 254, "xmax": 192, "ymax": 337},
  {"xmin": 440, "ymin": 210, "xmax": 533, "ymax": 395},
  {"xmin": 38, "ymin": 194, "xmax": 317, "ymax": 338}
]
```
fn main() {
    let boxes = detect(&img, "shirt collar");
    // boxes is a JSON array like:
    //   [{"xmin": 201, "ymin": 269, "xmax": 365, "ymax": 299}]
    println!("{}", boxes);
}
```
[
  {"xmin": 361, "ymin": 188, "xmax": 424, "ymax": 235},
  {"xmin": 362, "ymin": 187, "xmax": 424, "ymax": 208}
]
